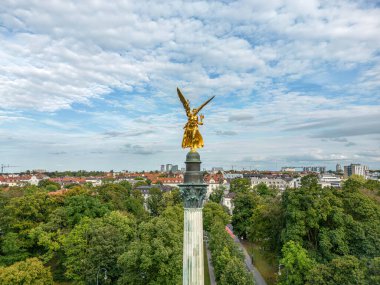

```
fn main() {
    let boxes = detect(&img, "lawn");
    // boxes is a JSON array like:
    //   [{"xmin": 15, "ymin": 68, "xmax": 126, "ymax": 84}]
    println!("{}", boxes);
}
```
[{"xmin": 241, "ymin": 240, "xmax": 278, "ymax": 285}]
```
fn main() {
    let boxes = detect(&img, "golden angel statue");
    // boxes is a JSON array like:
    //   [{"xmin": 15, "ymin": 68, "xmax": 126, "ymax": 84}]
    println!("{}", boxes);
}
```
[{"xmin": 177, "ymin": 87, "xmax": 215, "ymax": 152}]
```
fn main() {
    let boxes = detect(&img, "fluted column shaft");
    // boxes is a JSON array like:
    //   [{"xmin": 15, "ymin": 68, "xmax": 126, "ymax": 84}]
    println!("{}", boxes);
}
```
[
  {"xmin": 183, "ymin": 208, "xmax": 204, "ymax": 285},
  {"xmin": 180, "ymin": 151, "xmax": 207, "ymax": 285}
]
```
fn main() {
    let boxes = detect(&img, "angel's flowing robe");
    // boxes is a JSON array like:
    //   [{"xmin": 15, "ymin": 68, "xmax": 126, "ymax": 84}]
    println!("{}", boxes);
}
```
[{"xmin": 182, "ymin": 114, "xmax": 204, "ymax": 150}]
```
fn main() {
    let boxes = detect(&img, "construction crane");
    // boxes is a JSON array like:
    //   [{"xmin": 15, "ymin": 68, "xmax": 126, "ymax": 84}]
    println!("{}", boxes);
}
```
[{"xmin": 1, "ymin": 164, "xmax": 19, "ymax": 173}]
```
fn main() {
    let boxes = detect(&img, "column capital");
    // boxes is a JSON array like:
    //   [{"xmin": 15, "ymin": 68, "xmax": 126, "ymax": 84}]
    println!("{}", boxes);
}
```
[{"xmin": 180, "ymin": 184, "xmax": 207, "ymax": 208}]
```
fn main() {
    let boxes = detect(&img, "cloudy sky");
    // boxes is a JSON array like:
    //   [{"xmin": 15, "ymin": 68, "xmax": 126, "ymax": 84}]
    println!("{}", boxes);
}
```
[{"xmin": 1, "ymin": 0, "xmax": 380, "ymax": 172}]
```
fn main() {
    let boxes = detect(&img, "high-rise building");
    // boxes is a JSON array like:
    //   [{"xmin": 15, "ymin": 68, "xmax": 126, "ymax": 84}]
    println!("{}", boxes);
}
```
[
  {"xmin": 160, "ymin": 165, "xmax": 165, "ymax": 172},
  {"xmin": 344, "ymin": 164, "xmax": 368, "ymax": 178},
  {"xmin": 336, "ymin": 163, "xmax": 342, "ymax": 173},
  {"xmin": 166, "ymin": 164, "xmax": 173, "ymax": 172},
  {"xmin": 171, "ymin": 165, "xmax": 179, "ymax": 172}
]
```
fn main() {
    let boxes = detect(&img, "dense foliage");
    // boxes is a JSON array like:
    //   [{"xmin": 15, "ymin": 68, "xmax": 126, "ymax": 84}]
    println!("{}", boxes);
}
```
[
  {"xmin": 231, "ymin": 175, "xmax": 380, "ymax": 284},
  {"xmin": 204, "ymin": 202, "xmax": 255, "ymax": 285},
  {"xmin": 208, "ymin": 186, "xmax": 226, "ymax": 204},
  {"xmin": 0, "ymin": 181, "xmax": 183, "ymax": 284},
  {"xmin": 0, "ymin": 257, "xmax": 53, "ymax": 285}
]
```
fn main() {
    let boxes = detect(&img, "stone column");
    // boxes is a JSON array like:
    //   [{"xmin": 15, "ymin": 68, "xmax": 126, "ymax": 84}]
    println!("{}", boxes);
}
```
[{"xmin": 179, "ymin": 151, "xmax": 207, "ymax": 285}]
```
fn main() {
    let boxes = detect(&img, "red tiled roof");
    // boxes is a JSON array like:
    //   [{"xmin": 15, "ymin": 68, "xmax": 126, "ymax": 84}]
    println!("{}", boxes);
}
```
[
  {"xmin": 204, "ymin": 173, "xmax": 224, "ymax": 183},
  {"xmin": 155, "ymin": 177, "xmax": 183, "ymax": 183}
]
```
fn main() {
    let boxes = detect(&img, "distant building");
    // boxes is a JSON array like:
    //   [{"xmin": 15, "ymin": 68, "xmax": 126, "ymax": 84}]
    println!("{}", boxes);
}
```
[
  {"xmin": 160, "ymin": 165, "xmax": 165, "ymax": 172},
  {"xmin": 26, "ymin": 175, "xmax": 40, "ymax": 186},
  {"xmin": 135, "ymin": 185, "xmax": 175, "ymax": 211},
  {"xmin": 171, "ymin": 165, "xmax": 179, "ymax": 172},
  {"xmin": 281, "ymin": 167, "xmax": 297, "ymax": 172},
  {"xmin": 85, "ymin": 178, "xmax": 102, "ymax": 186},
  {"xmin": 156, "ymin": 177, "xmax": 183, "ymax": 187},
  {"xmin": 303, "ymin": 166, "xmax": 326, "ymax": 173},
  {"xmin": 32, "ymin": 169, "xmax": 46, "ymax": 173},
  {"xmin": 204, "ymin": 173, "xmax": 228, "ymax": 198},
  {"xmin": 344, "ymin": 164, "xmax": 368, "ymax": 178},
  {"xmin": 251, "ymin": 177, "xmax": 289, "ymax": 192},
  {"xmin": 223, "ymin": 173, "xmax": 243, "ymax": 180},
  {"xmin": 222, "ymin": 192, "xmax": 236, "ymax": 214},
  {"xmin": 367, "ymin": 171, "xmax": 380, "ymax": 181},
  {"xmin": 288, "ymin": 177, "xmax": 302, "ymax": 188},
  {"xmin": 336, "ymin": 164, "xmax": 342, "ymax": 173},
  {"xmin": 250, "ymin": 176, "xmax": 301, "ymax": 192},
  {"xmin": 166, "ymin": 164, "xmax": 172, "ymax": 172},
  {"xmin": 319, "ymin": 174, "xmax": 342, "ymax": 188},
  {"xmin": 211, "ymin": 167, "xmax": 223, "ymax": 172}
]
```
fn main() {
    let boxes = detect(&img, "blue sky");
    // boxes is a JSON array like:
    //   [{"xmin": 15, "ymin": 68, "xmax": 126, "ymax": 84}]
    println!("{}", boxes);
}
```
[{"xmin": 0, "ymin": 0, "xmax": 380, "ymax": 171}]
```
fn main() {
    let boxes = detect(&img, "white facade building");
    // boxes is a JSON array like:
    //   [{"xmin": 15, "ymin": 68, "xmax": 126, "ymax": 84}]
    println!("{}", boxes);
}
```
[
  {"xmin": 251, "ymin": 177, "xmax": 288, "ymax": 191},
  {"xmin": 222, "ymin": 192, "xmax": 236, "ymax": 214},
  {"xmin": 26, "ymin": 175, "xmax": 40, "ymax": 186},
  {"xmin": 344, "ymin": 164, "xmax": 369, "ymax": 178},
  {"xmin": 86, "ymin": 178, "xmax": 102, "ymax": 186},
  {"xmin": 319, "ymin": 174, "xmax": 342, "ymax": 188},
  {"xmin": 251, "ymin": 176, "xmax": 301, "ymax": 192}
]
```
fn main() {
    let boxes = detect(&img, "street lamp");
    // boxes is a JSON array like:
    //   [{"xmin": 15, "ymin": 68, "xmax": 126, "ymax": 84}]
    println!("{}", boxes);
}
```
[
  {"xmin": 96, "ymin": 268, "xmax": 107, "ymax": 285},
  {"xmin": 278, "ymin": 263, "xmax": 284, "ymax": 276}
]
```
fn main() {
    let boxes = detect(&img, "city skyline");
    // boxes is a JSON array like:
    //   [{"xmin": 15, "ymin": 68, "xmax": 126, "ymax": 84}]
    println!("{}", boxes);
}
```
[{"xmin": 1, "ymin": 1, "xmax": 380, "ymax": 171}]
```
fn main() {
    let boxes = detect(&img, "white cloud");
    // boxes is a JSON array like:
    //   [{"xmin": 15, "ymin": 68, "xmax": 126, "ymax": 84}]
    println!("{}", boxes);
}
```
[{"xmin": 0, "ymin": 0, "xmax": 379, "ymax": 170}]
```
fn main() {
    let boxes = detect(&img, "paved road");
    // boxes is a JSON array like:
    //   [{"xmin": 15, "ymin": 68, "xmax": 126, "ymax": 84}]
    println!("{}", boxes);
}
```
[
  {"xmin": 204, "ymin": 239, "xmax": 217, "ymax": 285},
  {"xmin": 228, "ymin": 226, "xmax": 267, "ymax": 285}
]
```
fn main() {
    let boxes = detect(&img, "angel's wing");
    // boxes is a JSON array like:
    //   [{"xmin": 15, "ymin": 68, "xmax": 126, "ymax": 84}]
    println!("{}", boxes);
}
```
[
  {"xmin": 194, "ymin": 95, "xmax": 215, "ymax": 115},
  {"xmin": 177, "ymin": 88, "xmax": 190, "ymax": 116}
]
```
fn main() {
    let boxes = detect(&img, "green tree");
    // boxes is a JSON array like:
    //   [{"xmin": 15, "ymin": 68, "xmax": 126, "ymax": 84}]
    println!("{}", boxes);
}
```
[
  {"xmin": 306, "ymin": 255, "xmax": 365, "ymax": 285},
  {"xmin": 118, "ymin": 180, "xmax": 132, "ymax": 192},
  {"xmin": 63, "ymin": 194, "xmax": 110, "ymax": 227},
  {"xmin": 95, "ymin": 183, "xmax": 129, "ymax": 211},
  {"xmin": 219, "ymin": 256, "xmax": 255, "ymax": 285},
  {"xmin": 231, "ymin": 192, "xmax": 258, "ymax": 239},
  {"xmin": 162, "ymin": 188, "xmax": 182, "ymax": 207},
  {"xmin": 300, "ymin": 174, "xmax": 319, "ymax": 188},
  {"xmin": 348, "ymin": 174, "xmax": 366, "ymax": 185},
  {"xmin": 203, "ymin": 202, "xmax": 230, "ymax": 232},
  {"xmin": 255, "ymin": 182, "xmax": 269, "ymax": 195},
  {"xmin": 125, "ymin": 190, "xmax": 146, "ymax": 219},
  {"xmin": 38, "ymin": 179, "xmax": 61, "ymax": 190},
  {"xmin": 133, "ymin": 180, "xmax": 148, "ymax": 189},
  {"xmin": 230, "ymin": 178, "xmax": 251, "ymax": 193},
  {"xmin": 0, "ymin": 257, "xmax": 53, "ymax": 285},
  {"xmin": 365, "ymin": 257, "xmax": 380, "ymax": 285},
  {"xmin": 117, "ymin": 206, "xmax": 183, "ymax": 285},
  {"xmin": 209, "ymin": 186, "xmax": 225, "ymax": 204},
  {"xmin": 147, "ymin": 187, "xmax": 165, "ymax": 216},
  {"xmin": 208, "ymin": 220, "xmax": 251, "ymax": 282},
  {"xmin": 279, "ymin": 241, "xmax": 315, "ymax": 285},
  {"xmin": 281, "ymin": 181, "xmax": 349, "ymax": 258},
  {"xmin": 63, "ymin": 211, "xmax": 136, "ymax": 284},
  {"xmin": 248, "ymin": 195, "xmax": 283, "ymax": 252},
  {"xmin": 0, "ymin": 232, "xmax": 29, "ymax": 265},
  {"xmin": 365, "ymin": 179, "xmax": 380, "ymax": 192},
  {"xmin": 1, "ymin": 190, "xmax": 53, "ymax": 234}
]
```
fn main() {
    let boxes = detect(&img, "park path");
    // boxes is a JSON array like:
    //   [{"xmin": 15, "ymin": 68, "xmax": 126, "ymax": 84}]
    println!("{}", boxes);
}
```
[
  {"xmin": 227, "ymin": 225, "xmax": 268, "ymax": 285},
  {"xmin": 204, "ymin": 238, "xmax": 217, "ymax": 285}
]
